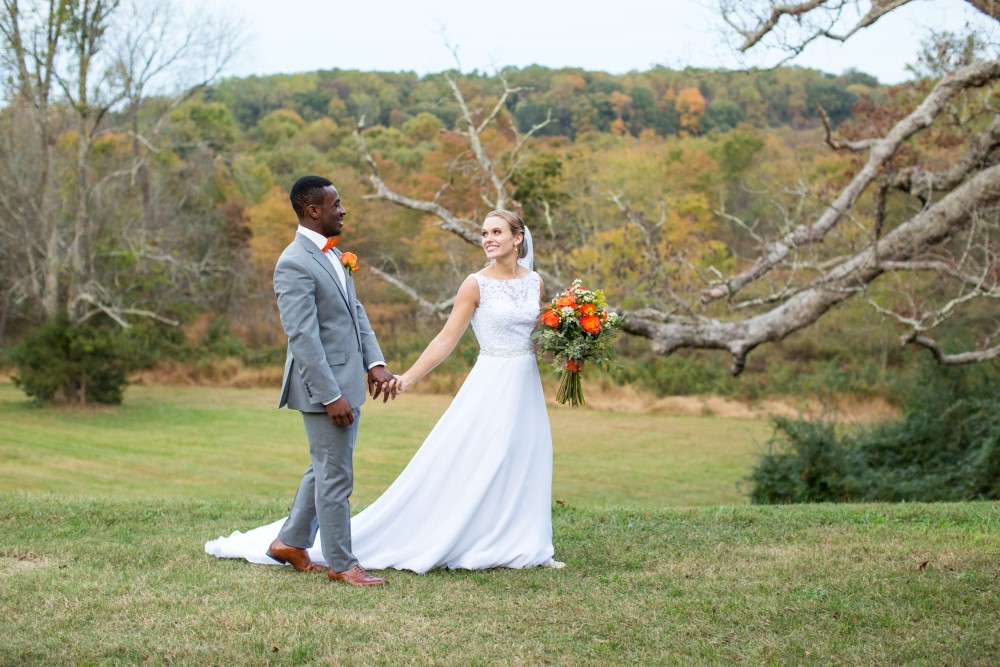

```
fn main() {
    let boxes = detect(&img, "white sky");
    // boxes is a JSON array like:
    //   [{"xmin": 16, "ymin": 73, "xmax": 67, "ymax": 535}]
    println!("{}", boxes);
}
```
[{"xmin": 201, "ymin": 0, "xmax": 998, "ymax": 84}]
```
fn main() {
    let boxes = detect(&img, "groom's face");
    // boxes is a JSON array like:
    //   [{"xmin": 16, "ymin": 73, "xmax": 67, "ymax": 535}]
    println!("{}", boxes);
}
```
[{"xmin": 316, "ymin": 186, "xmax": 347, "ymax": 238}]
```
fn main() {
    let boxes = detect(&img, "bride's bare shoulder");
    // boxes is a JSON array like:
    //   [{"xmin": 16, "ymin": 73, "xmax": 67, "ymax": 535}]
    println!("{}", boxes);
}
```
[{"xmin": 457, "ymin": 274, "xmax": 481, "ymax": 300}]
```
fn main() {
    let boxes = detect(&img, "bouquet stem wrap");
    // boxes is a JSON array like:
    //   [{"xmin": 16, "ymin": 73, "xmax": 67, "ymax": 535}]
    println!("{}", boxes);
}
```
[{"xmin": 556, "ymin": 367, "xmax": 584, "ymax": 406}]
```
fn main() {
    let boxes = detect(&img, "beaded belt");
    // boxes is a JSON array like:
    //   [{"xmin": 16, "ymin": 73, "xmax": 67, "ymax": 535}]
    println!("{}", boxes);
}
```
[{"xmin": 479, "ymin": 348, "xmax": 534, "ymax": 358}]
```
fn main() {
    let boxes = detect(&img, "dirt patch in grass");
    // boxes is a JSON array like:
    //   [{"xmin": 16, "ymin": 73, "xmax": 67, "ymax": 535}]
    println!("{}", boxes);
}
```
[
  {"xmin": 130, "ymin": 359, "xmax": 283, "ymax": 388},
  {"xmin": 0, "ymin": 552, "xmax": 58, "ymax": 576},
  {"xmin": 567, "ymin": 382, "xmax": 898, "ymax": 423}
]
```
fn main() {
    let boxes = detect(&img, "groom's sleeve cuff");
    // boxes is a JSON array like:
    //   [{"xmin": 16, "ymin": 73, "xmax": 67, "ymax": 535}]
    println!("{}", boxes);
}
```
[
  {"xmin": 367, "ymin": 362, "xmax": 385, "ymax": 370},
  {"xmin": 322, "ymin": 395, "xmax": 342, "ymax": 405}
]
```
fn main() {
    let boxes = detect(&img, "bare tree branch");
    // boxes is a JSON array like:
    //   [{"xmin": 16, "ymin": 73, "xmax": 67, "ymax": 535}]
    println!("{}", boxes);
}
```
[
  {"xmin": 76, "ymin": 292, "xmax": 180, "ymax": 327},
  {"xmin": 819, "ymin": 104, "xmax": 877, "ymax": 150},
  {"xmin": 702, "ymin": 57, "xmax": 1000, "ymax": 304},
  {"xmin": 444, "ymin": 72, "xmax": 511, "ymax": 210},
  {"xmin": 624, "ymin": 162, "xmax": 1000, "ymax": 373},
  {"xmin": 903, "ymin": 333, "xmax": 1000, "ymax": 364},
  {"xmin": 722, "ymin": 1, "xmax": 916, "ymax": 54},
  {"xmin": 878, "ymin": 259, "xmax": 999, "ymax": 290},
  {"xmin": 367, "ymin": 266, "xmax": 455, "ymax": 318},
  {"xmin": 890, "ymin": 115, "xmax": 1000, "ymax": 200},
  {"xmin": 353, "ymin": 121, "xmax": 481, "ymax": 245}
]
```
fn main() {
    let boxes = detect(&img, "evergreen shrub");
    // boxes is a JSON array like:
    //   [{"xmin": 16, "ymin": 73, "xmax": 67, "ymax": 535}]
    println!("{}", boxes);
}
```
[
  {"xmin": 12, "ymin": 316, "xmax": 129, "ymax": 404},
  {"xmin": 750, "ymin": 360, "xmax": 1000, "ymax": 503}
]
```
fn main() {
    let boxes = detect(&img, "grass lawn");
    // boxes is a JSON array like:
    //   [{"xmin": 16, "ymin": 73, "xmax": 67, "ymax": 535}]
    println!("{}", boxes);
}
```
[
  {"xmin": 0, "ymin": 382, "xmax": 771, "ymax": 508},
  {"xmin": 1, "ymin": 382, "xmax": 997, "ymax": 664},
  {"xmin": 1, "ymin": 495, "xmax": 996, "ymax": 665}
]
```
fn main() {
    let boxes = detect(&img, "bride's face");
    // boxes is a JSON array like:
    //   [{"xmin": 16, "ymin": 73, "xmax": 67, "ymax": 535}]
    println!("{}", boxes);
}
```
[{"xmin": 481, "ymin": 216, "xmax": 522, "ymax": 260}]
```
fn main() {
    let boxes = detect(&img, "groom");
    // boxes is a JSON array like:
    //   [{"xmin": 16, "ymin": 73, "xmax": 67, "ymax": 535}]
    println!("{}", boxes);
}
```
[{"xmin": 267, "ymin": 175, "xmax": 396, "ymax": 587}]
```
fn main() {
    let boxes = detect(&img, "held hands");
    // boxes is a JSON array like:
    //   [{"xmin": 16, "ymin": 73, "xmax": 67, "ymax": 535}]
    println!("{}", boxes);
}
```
[
  {"xmin": 325, "ymin": 367, "xmax": 398, "ymax": 428},
  {"xmin": 394, "ymin": 374, "xmax": 410, "ymax": 394},
  {"xmin": 367, "ymin": 366, "xmax": 399, "ymax": 402}
]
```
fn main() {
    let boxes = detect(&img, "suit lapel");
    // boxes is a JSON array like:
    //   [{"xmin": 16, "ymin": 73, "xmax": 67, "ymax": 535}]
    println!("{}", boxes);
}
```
[{"xmin": 295, "ymin": 234, "xmax": 350, "ymax": 306}]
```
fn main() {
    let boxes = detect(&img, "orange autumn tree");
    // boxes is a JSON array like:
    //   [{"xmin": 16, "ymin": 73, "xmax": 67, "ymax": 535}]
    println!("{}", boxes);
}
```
[
  {"xmin": 237, "ymin": 187, "xmax": 295, "ymax": 345},
  {"xmin": 674, "ymin": 86, "xmax": 707, "ymax": 136}
]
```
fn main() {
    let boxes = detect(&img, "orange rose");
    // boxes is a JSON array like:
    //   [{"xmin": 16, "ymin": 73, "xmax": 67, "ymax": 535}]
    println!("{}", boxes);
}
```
[
  {"xmin": 563, "ymin": 360, "xmax": 581, "ymax": 371},
  {"xmin": 555, "ymin": 296, "xmax": 576, "ymax": 310},
  {"xmin": 579, "ymin": 303, "xmax": 596, "ymax": 316},
  {"xmin": 580, "ymin": 314, "xmax": 601, "ymax": 335},
  {"xmin": 540, "ymin": 310, "xmax": 560, "ymax": 327},
  {"xmin": 340, "ymin": 251, "xmax": 359, "ymax": 274}
]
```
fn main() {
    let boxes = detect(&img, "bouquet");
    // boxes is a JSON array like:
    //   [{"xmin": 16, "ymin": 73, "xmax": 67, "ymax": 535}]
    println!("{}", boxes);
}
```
[{"xmin": 532, "ymin": 279, "xmax": 625, "ymax": 406}]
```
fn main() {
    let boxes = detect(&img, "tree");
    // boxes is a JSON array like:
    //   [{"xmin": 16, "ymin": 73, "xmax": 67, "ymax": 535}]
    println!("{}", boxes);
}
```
[
  {"xmin": 675, "ymin": 86, "xmax": 707, "ymax": 135},
  {"xmin": 353, "ymin": 5, "xmax": 998, "ymax": 373},
  {"xmin": 665, "ymin": 0, "xmax": 1000, "ymax": 370},
  {"xmin": 0, "ymin": 0, "xmax": 238, "ymax": 331},
  {"xmin": 0, "ymin": 0, "xmax": 239, "ymax": 400}
]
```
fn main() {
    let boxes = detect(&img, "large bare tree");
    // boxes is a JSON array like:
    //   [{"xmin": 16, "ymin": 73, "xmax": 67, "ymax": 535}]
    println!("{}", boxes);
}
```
[
  {"xmin": 356, "ymin": 2, "xmax": 999, "ymax": 373},
  {"xmin": 0, "ymin": 0, "xmax": 238, "ymax": 336},
  {"xmin": 353, "ymin": 71, "xmax": 552, "ymax": 312}
]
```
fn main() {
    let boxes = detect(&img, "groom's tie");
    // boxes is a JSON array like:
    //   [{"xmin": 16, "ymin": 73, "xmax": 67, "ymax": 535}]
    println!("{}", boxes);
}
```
[{"xmin": 322, "ymin": 237, "xmax": 339, "ymax": 253}]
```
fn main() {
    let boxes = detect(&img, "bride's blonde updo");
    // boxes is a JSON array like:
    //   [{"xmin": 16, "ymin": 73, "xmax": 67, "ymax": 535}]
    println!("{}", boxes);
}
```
[{"xmin": 485, "ymin": 210, "xmax": 527, "ymax": 260}]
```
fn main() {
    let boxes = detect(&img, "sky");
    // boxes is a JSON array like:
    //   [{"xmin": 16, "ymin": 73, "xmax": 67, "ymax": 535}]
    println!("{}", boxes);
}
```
[{"xmin": 199, "ymin": 0, "xmax": 998, "ymax": 84}]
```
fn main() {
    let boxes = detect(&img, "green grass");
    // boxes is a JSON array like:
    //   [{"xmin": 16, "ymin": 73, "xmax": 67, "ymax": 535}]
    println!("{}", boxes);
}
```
[
  {"xmin": 1, "ymin": 494, "xmax": 996, "ymax": 665},
  {"xmin": 1, "ymin": 382, "xmax": 997, "ymax": 664},
  {"xmin": 0, "ymin": 382, "xmax": 770, "ymax": 508}
]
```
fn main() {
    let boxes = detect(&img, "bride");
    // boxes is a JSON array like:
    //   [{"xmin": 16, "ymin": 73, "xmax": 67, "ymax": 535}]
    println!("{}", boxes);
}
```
[{"xmin": 206, "ymin": 210, "xmax": 562, "ymax": 575}]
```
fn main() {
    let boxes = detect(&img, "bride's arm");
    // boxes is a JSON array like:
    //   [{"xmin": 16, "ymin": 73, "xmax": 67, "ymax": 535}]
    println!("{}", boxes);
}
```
[{"xmin": 397, "ymin": 276, "xmax": 479, "ymax": 391}]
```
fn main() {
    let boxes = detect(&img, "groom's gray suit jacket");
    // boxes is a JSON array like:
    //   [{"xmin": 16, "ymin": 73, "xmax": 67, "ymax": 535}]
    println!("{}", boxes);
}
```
[{"xmin": 275, "ymin": 233, "xmax": 384, "ymax": 412}]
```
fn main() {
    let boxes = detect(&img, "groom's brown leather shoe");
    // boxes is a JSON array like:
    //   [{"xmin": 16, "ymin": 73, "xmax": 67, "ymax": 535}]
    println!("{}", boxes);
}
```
[
  {"xmin": 266, "ymin": 539, "xmax": 324, "ymax": 573},
  {"xmin": 328, "ymin": 565, "xmax": 387, "ymax": 586}
]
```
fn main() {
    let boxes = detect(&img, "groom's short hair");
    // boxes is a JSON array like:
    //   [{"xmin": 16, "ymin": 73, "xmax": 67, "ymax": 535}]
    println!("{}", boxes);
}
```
[{"xmin": 290, "ymin": 176, "xmax": 334, "ymax": 217}]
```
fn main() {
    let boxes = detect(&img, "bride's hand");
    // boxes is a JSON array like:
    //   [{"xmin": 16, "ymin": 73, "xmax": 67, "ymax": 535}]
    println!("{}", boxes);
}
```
[{"xmin": 394, "ymin": 374, "xmax": 409, "ymax": 394}]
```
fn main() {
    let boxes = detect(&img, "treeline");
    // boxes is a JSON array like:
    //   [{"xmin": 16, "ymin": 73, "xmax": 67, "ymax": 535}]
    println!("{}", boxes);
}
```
[
  {"xmin": 207, "ymin": 64, "xmax": 877, "ymax": 140},
  {"xmin": 176, "ymin": 65, "xmax": 937, "ymax": 400}
]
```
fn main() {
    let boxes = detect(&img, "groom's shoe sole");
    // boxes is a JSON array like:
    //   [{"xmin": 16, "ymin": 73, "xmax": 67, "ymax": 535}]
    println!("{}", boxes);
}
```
[
  {"xmin": 265, "ymin": 550, "xmax": 324, "ymax": 573},
  {"xmin": 266, "ymin": 540, "xmax": 325, "ymax": 573}
]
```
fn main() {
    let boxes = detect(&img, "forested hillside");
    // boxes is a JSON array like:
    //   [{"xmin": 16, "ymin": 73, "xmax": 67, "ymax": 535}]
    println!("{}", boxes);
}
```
[
  {"xmin": 1, "ymin": 51, "xmax": 994, "ymax": 400},
  {"xmin": 185, "ymin": 65, "xmax": 911, "ymax": 396}
]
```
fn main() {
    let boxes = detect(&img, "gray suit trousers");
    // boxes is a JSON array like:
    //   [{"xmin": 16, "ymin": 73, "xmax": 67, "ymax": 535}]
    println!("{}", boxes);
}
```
[{"xmin": 276, "ymin": 407, "xmax": 361, "ymax": 572}]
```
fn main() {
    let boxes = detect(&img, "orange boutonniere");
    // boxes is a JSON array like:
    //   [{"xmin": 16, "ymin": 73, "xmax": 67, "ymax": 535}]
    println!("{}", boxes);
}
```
[{"xmin": 340, "ymin": 251, "xmax": 359, "ymax": 274}]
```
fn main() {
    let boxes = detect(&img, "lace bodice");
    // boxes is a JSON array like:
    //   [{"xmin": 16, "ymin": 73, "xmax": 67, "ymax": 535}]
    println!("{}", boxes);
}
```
[{"xmin": 470, "ymin": 272, "xmax": 541, "ymax": 357}]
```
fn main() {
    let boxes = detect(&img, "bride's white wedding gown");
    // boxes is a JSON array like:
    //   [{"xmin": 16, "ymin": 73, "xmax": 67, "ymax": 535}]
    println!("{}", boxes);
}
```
[{"xmin": 205, "ymin": 271, "xmax": 555, "ymax": 572}]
